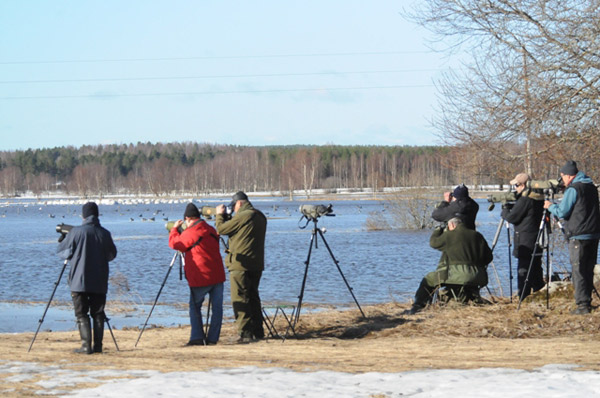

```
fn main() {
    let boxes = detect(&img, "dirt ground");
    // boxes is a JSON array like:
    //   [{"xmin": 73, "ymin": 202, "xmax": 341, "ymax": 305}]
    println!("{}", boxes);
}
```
[{"xmin": 2, "ymin": 289, "xmax": 600, "ymax": 397}]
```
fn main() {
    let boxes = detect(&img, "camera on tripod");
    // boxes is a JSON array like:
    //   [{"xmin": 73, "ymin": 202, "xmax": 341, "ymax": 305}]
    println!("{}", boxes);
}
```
[
  {"xmin": 55, "ymin": 223, "xmax": 73, "ymax": 242},
  {"xmin": 299, "ymin": 204, "xmax": 334, "ymax": 221}
]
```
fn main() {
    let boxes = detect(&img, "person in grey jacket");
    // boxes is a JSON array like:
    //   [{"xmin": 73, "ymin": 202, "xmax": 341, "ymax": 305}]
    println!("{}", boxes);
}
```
[{"xmin": 57, "ymin": 202, "xmax": 117, "ymax": 354}]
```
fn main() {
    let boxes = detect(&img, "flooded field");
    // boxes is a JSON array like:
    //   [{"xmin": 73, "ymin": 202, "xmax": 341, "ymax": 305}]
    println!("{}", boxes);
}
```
[{"xmin": 0, "ymin": 194, "xmax": 536, "ymax": 332}]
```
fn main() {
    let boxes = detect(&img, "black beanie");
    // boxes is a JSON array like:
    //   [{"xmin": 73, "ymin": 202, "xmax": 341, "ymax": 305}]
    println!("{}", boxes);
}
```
[
  {"xmin": 82, "ymin": 202, "xmax": 99, "ymax": 218},
  {"xmin": 183, "ymin": 203, "xmax": 200, "ymax": 219},
  {"xmin": 560, "ymin": 160, "xmax": 578, "ymax": 176},
  {"xmin": 452, "ymin": 184, "xmax": 469, "ymax": 199}
]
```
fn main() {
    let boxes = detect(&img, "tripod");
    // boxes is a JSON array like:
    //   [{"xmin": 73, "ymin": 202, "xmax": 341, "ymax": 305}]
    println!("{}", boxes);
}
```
[
  {"xmin": 518, "ymin": 210, "xmax": 551, "ymax": 310},
  {"xmin": 135, "ymin": 251, "xmax": 213, "ymax": 347},
  {"xmin": 135, "ymin": 251, "xmax": 182, "ymax": 347},
  {"xmin": 488, "ymin": 216, "xmax": 511, "ymax": 298},
  {"xmin": 28, "ymin": 259, "xmax": 119, "ymax": 352},
  {"xmin": 293, "ymin": 217, "xmax": 366, "ymax": 328}
]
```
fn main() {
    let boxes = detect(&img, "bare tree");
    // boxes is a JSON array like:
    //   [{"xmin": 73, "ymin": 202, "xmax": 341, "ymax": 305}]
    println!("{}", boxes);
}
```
[{"xmin": 407, "ymin": 0, "xmax": 600, "ymax": 174}]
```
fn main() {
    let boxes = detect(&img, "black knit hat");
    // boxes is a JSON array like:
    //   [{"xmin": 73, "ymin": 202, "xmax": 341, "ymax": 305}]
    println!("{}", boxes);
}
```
[
  {"xmin": 183, "ymin": 203, "xmax": 200, "ymax": 219},
  {"xmin": 82, "ymin": 202, "xmax": 99, "ymax": 218},
  {"xmin": 560, "ymin": 160, "xmax": 578, "ymax": 176},
  {"xmin": 452, "ymin": 184, "xmax": 469, "ymax": 199}
]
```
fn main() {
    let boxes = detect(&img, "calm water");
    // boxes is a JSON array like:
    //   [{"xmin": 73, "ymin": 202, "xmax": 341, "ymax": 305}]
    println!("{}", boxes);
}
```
[{"xmin": 0, "ymin": 195, "xmax": 518, "ymax": 332}]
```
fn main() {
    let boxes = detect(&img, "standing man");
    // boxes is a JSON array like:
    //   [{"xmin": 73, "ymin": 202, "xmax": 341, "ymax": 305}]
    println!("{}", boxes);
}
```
[
  {"xmin": 407, "ymin": 217, "xmax": 493, "ymax": 314},
  {"xmin": 502, "ymin": 173, "xmax": 545, "ymax": 300},
  {"xmin": 169, "ymin": 203, "xmax": 226, "ymax": 345},
  {"xmin": 57, "ymin": 202, "xmax": 117, "ymax": 354},
  {"xmin": 432, "ymin": 184, "xmax": 479, "ymax": 230},
  {"xmin": 216, "ymin": 191, "xmax": 267, "ymax": 342},
  {"xmin": 544, "ymin": 160, "xmax": 600, "ymax": 314}
]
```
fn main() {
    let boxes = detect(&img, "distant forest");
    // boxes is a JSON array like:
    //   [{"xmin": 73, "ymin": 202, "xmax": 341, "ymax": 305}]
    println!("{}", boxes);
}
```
[{"xmin": 0, "ymin": 142, "xmax": 558, "ymax": 197}]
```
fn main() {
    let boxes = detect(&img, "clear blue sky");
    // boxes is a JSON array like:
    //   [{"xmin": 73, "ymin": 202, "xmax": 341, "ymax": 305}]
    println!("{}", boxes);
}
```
[{"xmin": 0, "ymin": 1, "xmax": 451, "ymax": 151}]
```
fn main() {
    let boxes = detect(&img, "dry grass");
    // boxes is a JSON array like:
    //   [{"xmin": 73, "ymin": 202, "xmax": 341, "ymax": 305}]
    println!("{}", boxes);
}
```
[{"xmin": 3, "ymin": 288, "xmax": 600, "ymax": 397}]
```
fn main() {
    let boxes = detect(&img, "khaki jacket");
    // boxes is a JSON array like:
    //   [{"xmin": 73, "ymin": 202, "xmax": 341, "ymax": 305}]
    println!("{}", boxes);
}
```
[{"xmin": 216, "ymin": 202, "xmax": 267, "ymax": 272}]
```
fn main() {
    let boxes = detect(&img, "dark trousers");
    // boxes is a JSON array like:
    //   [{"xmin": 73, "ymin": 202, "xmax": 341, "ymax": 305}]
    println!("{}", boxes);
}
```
[
  {"xmin": 229, "ymin": 269, "xmax": 264, "ymax": 338},
  {"xmin": 517, "ymin": 246, "xmax": 545, "ymax": 300},
  {"xmin": 569, "ymin": 239, "xmax": 599, "ymax": 307},
  {"xmin": 71, "ymin": 292, "xmax": 106, "ymax": 320}
]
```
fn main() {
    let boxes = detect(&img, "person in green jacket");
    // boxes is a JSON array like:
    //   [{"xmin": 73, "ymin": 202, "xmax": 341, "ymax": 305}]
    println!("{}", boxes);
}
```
[
  {"xmin": 216, "ymin": 191, "xmax": 267, "ymax": 342},
  {"xmin": 407, "ymin": 217, "xmax": 493, "ymax": 314}
]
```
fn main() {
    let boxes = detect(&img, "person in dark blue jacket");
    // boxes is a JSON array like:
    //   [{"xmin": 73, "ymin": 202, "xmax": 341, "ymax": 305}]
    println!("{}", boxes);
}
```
[
  {"xmin": 545, "ymin": 161, "xmax": 600, "ymax": 314},
  {"xmin": 57, "ymin": 202, "xmax": 117, "ymax": 353}
]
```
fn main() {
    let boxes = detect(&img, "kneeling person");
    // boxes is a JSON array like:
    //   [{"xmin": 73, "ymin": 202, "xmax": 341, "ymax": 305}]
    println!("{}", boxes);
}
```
[
  {"xmin": 169, "ymin": 203, "xmax": 226, "ymax": 345},
  {"xmin": 409, "ymin": 217, "xmax": 493, "ymax": 314}
]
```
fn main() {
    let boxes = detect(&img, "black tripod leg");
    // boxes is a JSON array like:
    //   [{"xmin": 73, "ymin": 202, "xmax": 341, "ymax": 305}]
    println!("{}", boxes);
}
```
[
  {"xmin": 316, "ymin": 228, "xmax": 366, "ymax": 319},
  {"xmin": 104, "ymin": 314, "xmax": 119, "ymax": 351},
  {"xmin": 507, "ymin": 222, "xmax": 513, "ymax": 301},
  {"xmin": 518, "ymin": 212, "xmax": 548, "ymax": 310},
  {"xmin": 28, "ymin": 259, "xmax": 68, "ymax": 352},
  {"xmin": 204, "ymin": 298, "xmax": 212, "ymax": 341},
  {"xmin": 135, "ymin": 252, "xmax": 179, "ymax": 347},
  {"xmin": 294, "ymin": 227, "xmax": 317, "ymax": 327}
]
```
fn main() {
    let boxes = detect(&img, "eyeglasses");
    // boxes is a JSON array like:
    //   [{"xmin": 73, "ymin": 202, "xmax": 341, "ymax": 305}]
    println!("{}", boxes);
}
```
[{"xmin": 514, "ymin": 183, "xmax": 522, "ymax": 188}]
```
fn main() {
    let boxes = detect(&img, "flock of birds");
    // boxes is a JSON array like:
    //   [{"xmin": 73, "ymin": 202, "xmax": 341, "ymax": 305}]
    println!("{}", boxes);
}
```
[{"xmin": 1, "ymin": 201, "xmax": 369, "ymax": 222}]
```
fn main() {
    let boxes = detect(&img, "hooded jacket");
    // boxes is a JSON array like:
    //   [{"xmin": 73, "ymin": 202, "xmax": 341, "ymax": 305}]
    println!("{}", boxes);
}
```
[
  {"xmin": 57, "ymin": 215, "xmax": 117, "ymax": 294},
  {"xmin": 548, "ymin": 171, "xmax": 600, "ymax": 240},
  {"xmin": 169, "ymin": 219, "xmax": 225, "ymax": 287}
]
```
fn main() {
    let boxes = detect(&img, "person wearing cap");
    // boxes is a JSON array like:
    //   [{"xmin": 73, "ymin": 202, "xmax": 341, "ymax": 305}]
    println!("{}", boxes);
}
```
[
  {"xmin": 432, "ymin": 184, "xmax": 479, "ymax": 230},
  {"xmin": 501, "ymin": 173, "xmax": 545, "ymax": 300},
  {"xmin": 57, "ymin": 202, "xmax": 117, "ymax": 354},
  {"xmin": 406, "ymin": 217, "xmax": 493, "ymax": 314},
  {"xmin": 169, "ymin": 203, "xmax": 226, "ymax": 346},
  {"xmin": 544, "ymin": 160, "xmax": 600, "ymax": 314},
  {"xmin": 215, "ymin": 191, "xmax": 267, "ymax": 342}
]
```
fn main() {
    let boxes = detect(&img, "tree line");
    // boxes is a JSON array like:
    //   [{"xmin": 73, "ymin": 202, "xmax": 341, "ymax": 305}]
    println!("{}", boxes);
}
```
[
  {"xmin": 2, "ymin": 141, "xmax": 598, "ymax": 198},
  {"xmin": 0, "ymin": 143, "xmax": 458, "ymax": 197}
]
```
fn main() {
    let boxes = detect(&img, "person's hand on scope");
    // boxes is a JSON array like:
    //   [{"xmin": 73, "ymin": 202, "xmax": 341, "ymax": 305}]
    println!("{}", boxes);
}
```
[
  {"xmin": 215, "ymin": 204, "xmax": 226, "ymax": 215},
  {"xmin": 171, "ymin": 219, "xmax": 184, "ymax": 231}
]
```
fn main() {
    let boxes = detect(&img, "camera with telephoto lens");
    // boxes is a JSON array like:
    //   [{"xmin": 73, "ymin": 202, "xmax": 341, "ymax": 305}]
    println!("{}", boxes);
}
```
[
  {"xmin": 55, "ymin": 223, "xmax": 73, "ymax": 242},
  {"xmin": 299, "ymin": 204, "xmax": 335, "ymax": 220}
]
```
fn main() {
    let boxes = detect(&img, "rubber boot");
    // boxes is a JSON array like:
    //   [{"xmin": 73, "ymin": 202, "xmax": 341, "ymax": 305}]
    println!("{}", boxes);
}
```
[
  {"xmin": 74, "ymin": 317, "xmax": 92, "ymax": 354},
  {"xmin": 92, "ymin": 315, "xmax": 104, "ymax": 353}
]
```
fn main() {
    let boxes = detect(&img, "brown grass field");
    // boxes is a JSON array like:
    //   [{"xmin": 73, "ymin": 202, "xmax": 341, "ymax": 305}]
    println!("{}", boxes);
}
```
[{"xmin": 2, "ymin": 286, "xmax": 600, "ymax": 397}]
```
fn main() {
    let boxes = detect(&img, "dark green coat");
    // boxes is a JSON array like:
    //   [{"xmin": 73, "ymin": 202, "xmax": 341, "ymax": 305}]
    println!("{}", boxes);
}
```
[
  {"xmin": 428, "ymin": 224, "xmax": 493, "ymax": 287},
  {"xmin": 216, "ymin": 202, "xmax": 267, "ymax": 272}
]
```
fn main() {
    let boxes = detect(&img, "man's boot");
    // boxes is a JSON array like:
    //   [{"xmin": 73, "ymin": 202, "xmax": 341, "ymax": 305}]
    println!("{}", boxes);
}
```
[
  {"xmin": 92, "ymin": 315, "xmax": 105, "ymax": 353},
  {"xmin": 74, "ymin": 317, "xmax": 92, "ymax": 354}
]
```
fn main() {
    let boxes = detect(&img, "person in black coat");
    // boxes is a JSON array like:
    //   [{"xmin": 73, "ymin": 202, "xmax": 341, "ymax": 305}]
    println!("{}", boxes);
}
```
[
  {"xmin": 501, "ymin": 173, "xmax": 545, "ymax": 300},
  {"xmin": 57, "ymin": 202, "xmax": 117, "ymax": 354},
  {"xmin": 432, "ymin": 184, "xmax": 479, "ymax": 230}
]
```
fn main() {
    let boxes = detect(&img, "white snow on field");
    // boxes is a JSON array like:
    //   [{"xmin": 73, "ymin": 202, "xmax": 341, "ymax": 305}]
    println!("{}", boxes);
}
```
[{"xmin": 1, "ymin": 361, "xmax": 600, "ymax": 397}]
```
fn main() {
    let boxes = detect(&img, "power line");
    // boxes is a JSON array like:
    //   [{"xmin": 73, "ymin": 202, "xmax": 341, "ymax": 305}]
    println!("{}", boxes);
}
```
[
  {"xmin": 0, "ymin": 69, "xmax": 441, "ymax": 85},
  {"xmin": 0, "ymin": 50, "xmax": 433, "ymax": 65},
  {"xmin": 0, "ymin": 84, "xmax": 434, "ymax": 100}
]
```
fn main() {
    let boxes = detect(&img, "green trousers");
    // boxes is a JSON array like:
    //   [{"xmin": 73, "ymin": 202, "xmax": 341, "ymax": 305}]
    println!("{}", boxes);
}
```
[{"xmin": 229, "ymin": 269, "xmax": 264, "ymax": 338}]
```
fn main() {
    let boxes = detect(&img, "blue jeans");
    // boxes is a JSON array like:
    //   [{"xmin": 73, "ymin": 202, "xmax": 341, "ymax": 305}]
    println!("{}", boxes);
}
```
[{"xmin": 189, "ymin": 283, "xmax": 224, "ymax": 343}]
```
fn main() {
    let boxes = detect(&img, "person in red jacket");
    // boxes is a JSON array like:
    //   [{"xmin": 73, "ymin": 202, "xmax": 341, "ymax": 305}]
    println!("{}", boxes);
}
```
[{"xmin": 169, "ymin": 203, "xmax": 226, "ymax": 345}]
